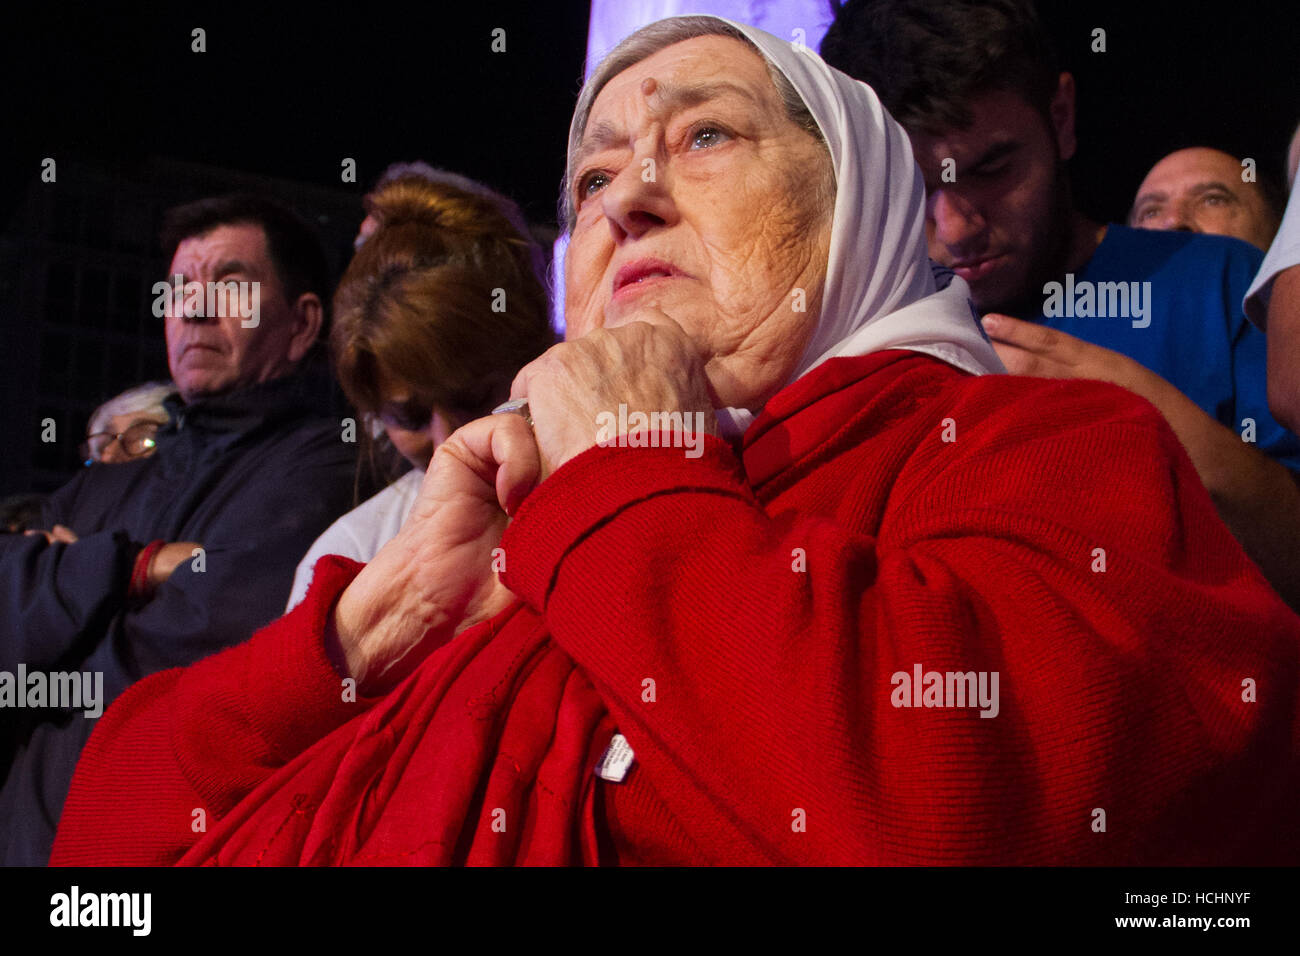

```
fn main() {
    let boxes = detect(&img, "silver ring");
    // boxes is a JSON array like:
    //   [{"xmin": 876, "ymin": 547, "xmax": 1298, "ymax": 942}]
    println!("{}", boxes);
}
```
[{"xmin": 492, "ymin": 398, "xmax": 533, "ymax": 428}]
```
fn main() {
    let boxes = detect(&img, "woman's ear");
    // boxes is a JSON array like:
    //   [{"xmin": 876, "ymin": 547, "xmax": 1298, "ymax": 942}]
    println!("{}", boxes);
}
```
[{"xmin": 287, "ymin": 292, "xmax": 325, "ymax": 362}]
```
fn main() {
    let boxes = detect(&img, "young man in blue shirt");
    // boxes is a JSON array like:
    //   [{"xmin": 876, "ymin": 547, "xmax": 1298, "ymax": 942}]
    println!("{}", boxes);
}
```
[{"xmin": 822, "ymin": 0, "xmax": 1300, "ymax": 608}]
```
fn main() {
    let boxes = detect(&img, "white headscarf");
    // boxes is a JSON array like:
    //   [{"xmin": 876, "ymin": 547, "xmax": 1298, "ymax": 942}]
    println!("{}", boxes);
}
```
[{"xmin": 714, "ymin": 18, "xmax": 1005, "ymax": 434}]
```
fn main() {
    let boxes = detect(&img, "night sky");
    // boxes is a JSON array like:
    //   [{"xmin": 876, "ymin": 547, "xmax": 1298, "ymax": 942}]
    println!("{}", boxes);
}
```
[
  {"xmin": 0, "ymin": 4, "xmax": 593, "ymax": 230},
  {"xmin": 2, "ymin": 1, "xmax": 1296, "ymax": 233},
  {"xmin": 1038, "ymin": 0, "xmax": 1299, "ymax": 221}
]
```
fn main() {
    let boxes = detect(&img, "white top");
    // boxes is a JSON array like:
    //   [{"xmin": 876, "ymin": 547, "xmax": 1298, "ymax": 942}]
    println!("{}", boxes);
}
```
[
  {"xmin": 285, "ymin": 468, "xmax": 424, "ymax": 611},
  {"xmin": 1245, "ymin": 188, "xmax": 1300, "ymax": 328}
]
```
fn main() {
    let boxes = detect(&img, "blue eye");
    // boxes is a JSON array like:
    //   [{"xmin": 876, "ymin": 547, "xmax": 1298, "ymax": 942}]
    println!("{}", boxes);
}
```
[
  {"xmin": 578, "ymin": 171, "xmax": 610, "ymax": 200},
  {"xmin": 689, "ymin": 125, "xmax": 728, "ymax": 149}
]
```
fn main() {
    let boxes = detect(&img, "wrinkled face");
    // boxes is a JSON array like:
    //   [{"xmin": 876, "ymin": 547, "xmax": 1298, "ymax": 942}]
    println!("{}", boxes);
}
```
[
  {"xmin": 96, "ymin": 412, "xmax": 166, "ymax": 463},
  {"xmin": 909, "ymin": 87, "xmax": 1074, "ymax": 314},
  {"xmin": 564, "ymin": 35, "xmax": 833, "ymax": 410},
  {"xmin": 164, "ymin": 223, "xmax": 303, "ymax": 402},
  {"xmin": 1130, "ymin": 148, "xmax": 1277, "ymax": 251}
]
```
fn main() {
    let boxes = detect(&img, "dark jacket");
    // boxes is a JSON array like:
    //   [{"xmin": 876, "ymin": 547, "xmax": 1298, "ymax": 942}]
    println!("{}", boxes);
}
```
[{"xmin": 0, "ymin": 369, "xmax": 363, "ymax": 864}]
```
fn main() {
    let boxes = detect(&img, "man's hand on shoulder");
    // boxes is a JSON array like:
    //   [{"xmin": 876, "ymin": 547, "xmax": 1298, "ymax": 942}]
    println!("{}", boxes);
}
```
[{"xmin": 980, "ymin": 314, "xmax": 1148, "ymax": 392}]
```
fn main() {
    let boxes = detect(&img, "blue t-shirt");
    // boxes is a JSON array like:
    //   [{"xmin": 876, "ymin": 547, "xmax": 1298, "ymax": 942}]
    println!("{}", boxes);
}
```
[{"xmin": 1016, "ymin": 224, "xmax": 1300, "ymax": 471}]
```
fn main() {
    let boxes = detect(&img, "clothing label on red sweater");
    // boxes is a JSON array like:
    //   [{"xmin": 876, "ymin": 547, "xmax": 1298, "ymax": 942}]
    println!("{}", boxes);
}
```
[{"xmin": 596, "ymin": 733, "xmax": 635, "ymax": 783}]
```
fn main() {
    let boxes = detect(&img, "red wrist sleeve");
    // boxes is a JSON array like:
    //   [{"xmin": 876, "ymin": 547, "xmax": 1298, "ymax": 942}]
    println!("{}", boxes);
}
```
[{"xmin": 128, "ymin": 539, "xmax": 166, "ymax": 600}]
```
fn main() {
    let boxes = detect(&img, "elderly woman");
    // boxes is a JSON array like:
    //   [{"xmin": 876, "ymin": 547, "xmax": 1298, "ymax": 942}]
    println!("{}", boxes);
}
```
[
  {"xmin": 82, "ymin": 380, "xmax": 174, "ymax": 466},
  {"xmin": 54, "ymin": 17, "xmax": 1299, "ymax": 865},
  {"xmin": 24, "ymin": 382, "xmax": 176, "ymax": 546}
]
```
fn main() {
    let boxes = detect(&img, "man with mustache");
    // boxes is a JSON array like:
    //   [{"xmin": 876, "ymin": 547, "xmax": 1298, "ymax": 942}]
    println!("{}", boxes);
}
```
[
  {"xmin": 821, "ymin": 0, "xmax": 1300, "ymax": 609},
  {"xmin": 0, "ymin": 194, "xmax": 361, "ymax": 864}
]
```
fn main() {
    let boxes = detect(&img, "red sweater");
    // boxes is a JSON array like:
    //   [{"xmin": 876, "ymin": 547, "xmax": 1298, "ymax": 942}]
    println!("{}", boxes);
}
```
[{"xmin": 52, "ymin": 351, "xmax": 1300, "ymax": 865}]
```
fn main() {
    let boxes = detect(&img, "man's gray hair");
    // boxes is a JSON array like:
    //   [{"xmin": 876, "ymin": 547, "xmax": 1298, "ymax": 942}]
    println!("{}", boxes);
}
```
[{"xmin": 562, "ymin": 16, "xmax": 829, "ymax": 233}]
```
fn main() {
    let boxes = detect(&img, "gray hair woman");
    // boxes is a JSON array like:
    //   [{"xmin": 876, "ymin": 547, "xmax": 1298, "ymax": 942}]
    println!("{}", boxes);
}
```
[
  {"xmin": 82, "ymin": 380, "xmax": 174, "ymax": 465},
  {"xmin": 55, "ymin": 17, "xmax": 1299, "ymax": 867}
]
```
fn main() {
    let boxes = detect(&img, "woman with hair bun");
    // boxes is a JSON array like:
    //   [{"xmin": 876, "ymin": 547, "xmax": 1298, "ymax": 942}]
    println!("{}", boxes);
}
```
[{"xmin": 284, "ymin": 173, "xmax": 555, "ymax": 609}]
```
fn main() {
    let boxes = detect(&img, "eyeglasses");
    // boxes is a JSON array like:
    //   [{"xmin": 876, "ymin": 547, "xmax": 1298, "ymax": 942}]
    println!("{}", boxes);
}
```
[{"xmin": 81, "ymin": 420, "xmax": 162, "ymax": 465}]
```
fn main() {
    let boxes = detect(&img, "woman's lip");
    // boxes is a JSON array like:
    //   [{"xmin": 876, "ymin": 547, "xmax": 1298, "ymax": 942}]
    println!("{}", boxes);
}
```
[
  {"xmin": 952, "ymin": 255, "xmax": 1005, "ymax": 282},
  {"xmin": 612, "ymin": 260, "xmax": 688, "ymax": 296},
  {"xmin": 610, "ymin": 273, "xmax": 682, "ymax": 302}
]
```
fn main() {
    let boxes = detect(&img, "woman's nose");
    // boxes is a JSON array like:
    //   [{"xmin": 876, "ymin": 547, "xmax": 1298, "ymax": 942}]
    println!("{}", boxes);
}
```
[{"xmin": 601, "ymin": 158, "xmax": 677, "ymax": 239}]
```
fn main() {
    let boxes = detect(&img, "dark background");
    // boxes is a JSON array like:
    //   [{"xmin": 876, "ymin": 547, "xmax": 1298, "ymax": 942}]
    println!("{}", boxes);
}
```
[
  {"xmin": 1, "ymin": 0, "xmax": 1296, "ymax": 495},
  {"xmin": 1039, "ymin": 1, "xmax": 1298, "ymax": 218},
  {"xmin": 0, "ymin": 4, "xmax": 593, "ymax": 233}
]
